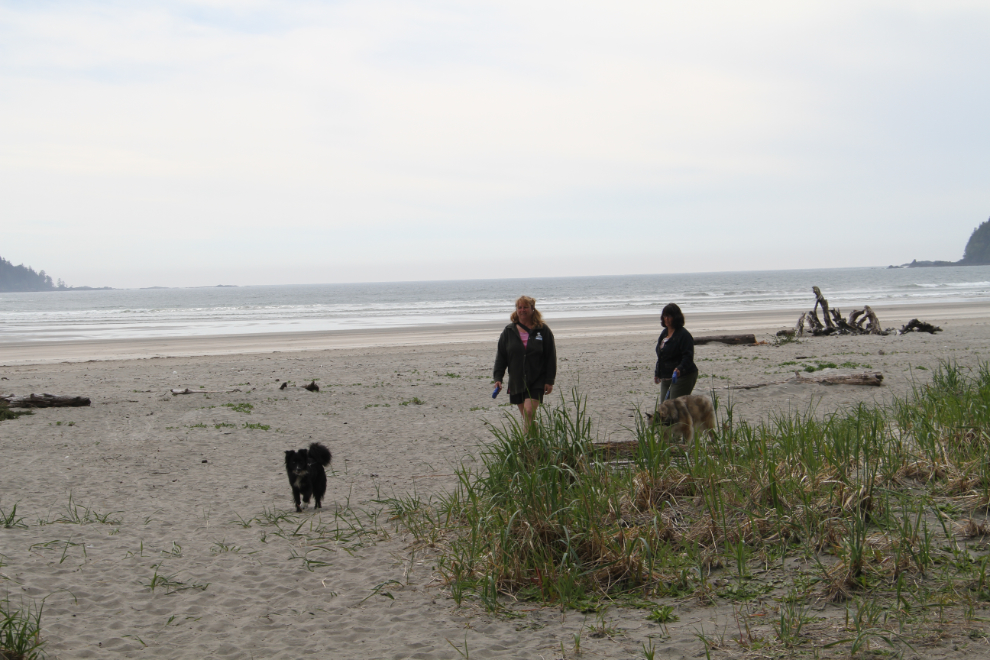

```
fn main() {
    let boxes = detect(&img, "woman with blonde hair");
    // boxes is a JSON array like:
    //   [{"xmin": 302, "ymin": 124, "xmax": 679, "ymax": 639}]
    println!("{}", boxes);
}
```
[{"xmin": 493, "ymin": 296, "xmax": 557, "ymax": 429}]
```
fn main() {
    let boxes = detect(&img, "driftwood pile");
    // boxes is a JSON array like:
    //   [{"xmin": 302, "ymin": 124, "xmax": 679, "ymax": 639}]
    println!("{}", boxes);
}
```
[
  {"xmin": 791, "ymin": 287, "xmax": 943, "ymax": 337},
  {"xmin": 794, "ymin": 286, "xmax": 890, "ymax": 337}
]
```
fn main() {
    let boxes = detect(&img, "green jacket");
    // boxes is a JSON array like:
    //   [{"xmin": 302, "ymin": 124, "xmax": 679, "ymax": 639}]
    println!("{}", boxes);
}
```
[{"xmin": 493, "ymin": 323, "xmax": 557, "ymax": 396}]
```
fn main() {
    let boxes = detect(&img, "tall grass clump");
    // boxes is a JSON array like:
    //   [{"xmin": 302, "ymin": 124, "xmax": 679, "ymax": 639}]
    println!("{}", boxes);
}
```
[
  {"xmin": 437, "ymin": 390, "xmax": 680, "ymax": 608},
  {"xmin": 390, "ymin": 361, "xmax": 990, "ymax": 620},
  {"xmin": 0, "ymin": 594, "xmax": 46, "ymax": 660}
]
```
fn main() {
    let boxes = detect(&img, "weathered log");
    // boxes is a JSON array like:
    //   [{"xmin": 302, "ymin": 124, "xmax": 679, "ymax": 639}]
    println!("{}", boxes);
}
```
[
  {"xmin": 1, "ymin": 393, "xmax": 91, "ymax": 408},
  {"xmin": 726, "ymin": 371, "xmax": 884, "ymax": 390},
  {"xmin": 303, "ymin": 380, "xmax": 320, "ymax": 392},
  {"xmin": 795, "ymin": 312, "xmax": 807, "ymax": 337},
  {"xmin": 792, "ymin": 370, "xmax": 884, "ymax": 386},
  {"xmin": 900, "ymin": 319, "xmax": 942, "ymax": 334},
  {"xmin": 170, "ymin": 388, "xmax": 242, "ymax": 395},
  {"xmin": 694, "ymin": 334, "xmax": 757, "ymax": 346}
]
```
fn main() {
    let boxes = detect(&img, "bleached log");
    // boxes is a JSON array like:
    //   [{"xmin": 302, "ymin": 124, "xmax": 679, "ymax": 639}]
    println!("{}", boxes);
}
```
[
  {"xmin": 1, "ymin": 393, "xmax": 91, "ymax": 408},
  {"xmin": 694, "ymin": 334, "xmax": 757, "ymax": 346},
  {"xmin": 792, "ymin": 371, "xmax": 884, "ymax": 386},
  {"xmin": 725, "ymin": 371, "xmax": 884, "ymax": 390},
  {"xmin": 170, "ymin": 388, "xmax": 242, "ymax": 395}
]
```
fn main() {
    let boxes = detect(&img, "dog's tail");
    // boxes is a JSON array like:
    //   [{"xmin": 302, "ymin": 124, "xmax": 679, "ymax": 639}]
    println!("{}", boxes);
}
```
[{"xmin": 308, "ymin": 442, "xmax": 332, "ymax": 466}]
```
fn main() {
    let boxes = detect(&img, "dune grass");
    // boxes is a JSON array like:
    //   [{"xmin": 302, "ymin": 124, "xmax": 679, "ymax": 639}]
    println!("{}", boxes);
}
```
[
  {"xmin": 0, "ymin": 594, "xmax": 46, "ymax": 660},
  {"xmin": 386, "ymin": 360, "xmax": 990, "ymax": 646}
]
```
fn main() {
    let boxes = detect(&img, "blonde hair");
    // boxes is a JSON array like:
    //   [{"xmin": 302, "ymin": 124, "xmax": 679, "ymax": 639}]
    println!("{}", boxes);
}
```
[{"xmin": 510, "ymin": 295, "xmax": 544, "ymax": 328}]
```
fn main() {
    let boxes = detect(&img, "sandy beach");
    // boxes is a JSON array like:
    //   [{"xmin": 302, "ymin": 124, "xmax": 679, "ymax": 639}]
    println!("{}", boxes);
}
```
[{"xmin": 3, "ymin": 301, "xmax": 990, "ymax": 659}]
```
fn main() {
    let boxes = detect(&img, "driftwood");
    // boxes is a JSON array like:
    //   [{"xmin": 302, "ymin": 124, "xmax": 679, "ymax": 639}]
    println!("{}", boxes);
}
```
[
  {"xmin": 694, "ymin": 334, "xmax": 757, "ymax": 346},
  {"xmin": 813, "ymin": 286, "xmax": 834, "ymax": 330},
  {"xmin": 1, "ymin": 393, "xmax": 91, "ymax": 408},
  {"xmin": 796, "ymin": 288, "xmax": 891, "ymax": 336},
  {"xmin": 900, "ymin": 319, "xmax": 942, "ymax": 334},
  {"xmin": 792, "ymin": 370, "xmax": 883, "ymax": 386},
  {"xmin": 170, "ymin": 388, "xmax": 242, "ymax": 395},
  {"xmin": 726, "ymin": 371, "xmax": 884, "ymax": 390},
  {"xmin": 303, "ymin": 380, "xmax": 320, "ymax": 392}
]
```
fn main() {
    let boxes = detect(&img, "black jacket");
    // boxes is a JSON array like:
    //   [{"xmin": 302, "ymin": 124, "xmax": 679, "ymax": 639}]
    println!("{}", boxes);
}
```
[
  {"xmin": 654, "ymin": 327, "xmax": 698, "ymax": 380},
  {"xmin": 493, "ymin": 323, "xmax": 557, "ymax": 396}
]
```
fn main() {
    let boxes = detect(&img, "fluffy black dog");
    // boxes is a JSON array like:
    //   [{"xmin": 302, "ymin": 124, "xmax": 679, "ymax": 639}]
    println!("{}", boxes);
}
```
[{"xmin": 284, "ymin": 442, "xmax": 332, "ymax": 512}]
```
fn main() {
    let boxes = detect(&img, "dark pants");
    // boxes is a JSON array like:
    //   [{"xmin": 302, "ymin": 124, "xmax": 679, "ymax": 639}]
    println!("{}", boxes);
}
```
[{"xmin": 659, "ymin": 370, "xmax": 698, "ymax": 402}]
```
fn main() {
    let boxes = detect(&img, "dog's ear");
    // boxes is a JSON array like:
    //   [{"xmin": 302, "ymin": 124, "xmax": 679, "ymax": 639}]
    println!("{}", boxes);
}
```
[{"xmin": 645, "ymin": 412, "xmax": 653, "ymax": 423}]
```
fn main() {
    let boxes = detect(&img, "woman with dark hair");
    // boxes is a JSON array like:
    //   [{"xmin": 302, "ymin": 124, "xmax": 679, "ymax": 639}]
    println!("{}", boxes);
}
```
[
  {"xmin": 493, "ymin": 296, "xmax": 557, "ymax": 429},
  {"xmin": 653, "ymin": 303, "xmax": 698, "ymax": 401}
]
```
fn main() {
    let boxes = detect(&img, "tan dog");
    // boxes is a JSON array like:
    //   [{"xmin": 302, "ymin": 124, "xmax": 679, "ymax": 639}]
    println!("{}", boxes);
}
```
[{"xmin": 651, "ymin": 395, "xmax": 716, "ymax": 443}]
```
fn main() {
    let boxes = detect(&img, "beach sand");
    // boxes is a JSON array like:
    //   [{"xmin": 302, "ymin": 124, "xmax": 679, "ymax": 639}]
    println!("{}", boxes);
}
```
[{"xmin": 2, "ymin": 302, "xmax": 990, "ymax": 659}]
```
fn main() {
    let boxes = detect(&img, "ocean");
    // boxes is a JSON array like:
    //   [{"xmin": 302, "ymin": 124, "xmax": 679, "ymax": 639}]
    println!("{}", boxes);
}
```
[{"xmin": 1, "ymin": 266, "xmax": 989, "ymax": 343}]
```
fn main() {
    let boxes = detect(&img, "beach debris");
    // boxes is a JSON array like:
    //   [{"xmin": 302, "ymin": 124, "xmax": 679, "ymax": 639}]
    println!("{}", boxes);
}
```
[
  {"xmin": 170, "ymin": 388, "xmax": 241, "ymax": 395},
  {"xmin": 693, "ymin": 334, "xmax": 757, "ymax": 346},
  {"xmin": 795, "ymin": 287, "xmax": 893, "ymax": 336},
  {"xmin": 899, "ymin": 319, "xmax": 942, "ymax": 334},
  {"xmin": 303, "ymin": 380, "xmax": 320, "ymax": 392},
  {"xmin": 724, "ymin": 370, "xmax": 884, "ymax": 390},
  {"xmin": 1, "ymin": 393, "xmax": 91, "ymax": 408},
  {"xmin": 279, "ymin": 382, "xmax": 288, "ymax": 390}
]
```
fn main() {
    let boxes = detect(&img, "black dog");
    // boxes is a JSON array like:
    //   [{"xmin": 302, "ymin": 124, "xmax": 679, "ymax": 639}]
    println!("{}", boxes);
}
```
[{"xmin": 284, "ymin": 442, "xmax": 332, "ymax": 512}]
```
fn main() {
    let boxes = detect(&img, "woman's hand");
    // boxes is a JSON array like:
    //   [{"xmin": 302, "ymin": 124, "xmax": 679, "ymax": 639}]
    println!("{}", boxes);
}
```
[
  {"xmin": 544, "ymin": 384, "xmax": 553, "ymax": 395},
  {"xmin": 494, "ymin": 381, "xmax": 502, "ymax": 390},
  {"xmin": 654, "ymin": 376, "xmax": 660, "ymax": 385},
  {"xmin": 673, "ymin": 368, "xmax": 680, "ymax": 379}
]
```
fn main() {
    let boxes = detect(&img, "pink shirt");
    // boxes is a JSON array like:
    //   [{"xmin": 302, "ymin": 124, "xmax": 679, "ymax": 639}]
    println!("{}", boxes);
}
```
[{"xmin": 519, "ymin": 328, "xmax": 529, "ymax": 348}]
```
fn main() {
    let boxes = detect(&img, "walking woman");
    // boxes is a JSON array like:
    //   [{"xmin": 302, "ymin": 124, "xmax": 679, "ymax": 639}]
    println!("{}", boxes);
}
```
[
  {"xmin": 654, "ymin": 303, "xmax": 698, "ymax": 400},
  {"xmin": 493, "ymin": 296, "xmax": 557, "ymax": 429}
]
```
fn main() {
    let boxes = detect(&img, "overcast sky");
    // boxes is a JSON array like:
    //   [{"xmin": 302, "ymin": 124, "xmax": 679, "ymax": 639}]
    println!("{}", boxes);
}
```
[{"xmin": 2, "ymin": 1, "xmax": 988, "ymax": 288}]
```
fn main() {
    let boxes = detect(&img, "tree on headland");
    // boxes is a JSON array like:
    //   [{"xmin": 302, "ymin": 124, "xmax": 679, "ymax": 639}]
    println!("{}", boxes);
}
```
[
  {"xmin": 0, "ymin": 255, "xmax": 63, "ymax": 292},
  {"xmin": 961, "ymin": 218, "xmax": 990, "ymax": 265}
]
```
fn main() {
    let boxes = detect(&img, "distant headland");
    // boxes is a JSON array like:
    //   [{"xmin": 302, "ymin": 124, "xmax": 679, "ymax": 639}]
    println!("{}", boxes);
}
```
[
  {"xmin": 0, "ymin": 255, "xmax": 112, "ymax": 292},
  {"xmin": 890, "ymin": 218, "xmax": 990, "ymax": 268}
]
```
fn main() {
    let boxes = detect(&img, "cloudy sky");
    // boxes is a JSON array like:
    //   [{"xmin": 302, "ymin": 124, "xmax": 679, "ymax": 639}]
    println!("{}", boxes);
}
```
[{"xmin": 2, "ymin": 1, "xmax": 988, "ymax": 288}]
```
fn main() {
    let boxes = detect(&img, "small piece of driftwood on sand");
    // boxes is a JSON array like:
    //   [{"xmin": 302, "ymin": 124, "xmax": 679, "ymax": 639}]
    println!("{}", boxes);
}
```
[
  {"xmin": 170, "ymin": 388, "xmax": 242, "ymax": 395},
  {"xmin": 1, "ymin": 393, "xmax": 91, "ymax": 408},
  {"xmin": 693, "ymin": 334, "xmax": 757, "ymax": 346}
]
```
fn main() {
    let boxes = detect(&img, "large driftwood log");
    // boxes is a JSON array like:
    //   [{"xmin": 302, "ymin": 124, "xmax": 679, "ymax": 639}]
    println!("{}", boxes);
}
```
[
  {"xmin": 1, "ymin": 393, "xmax": 91, "ymax": 408},
  {"xmin": 694, "ymin": 334, "xmax": 757, "ymax": 346},
  {"xmin": 726, "ymin": 371, "xmax": 884, "ymax": 390}
]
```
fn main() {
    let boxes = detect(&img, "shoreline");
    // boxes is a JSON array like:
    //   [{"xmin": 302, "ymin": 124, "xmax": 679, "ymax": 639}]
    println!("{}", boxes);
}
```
[{"xmin": 3, "ymin": 300, "xmax": 988, "ymax": 365}]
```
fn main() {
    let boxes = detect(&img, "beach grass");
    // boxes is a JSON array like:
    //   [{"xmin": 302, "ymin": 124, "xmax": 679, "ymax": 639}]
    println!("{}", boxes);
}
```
[
  {"xmin": 385, "ymin": 359, "xmax": 990, "ymax": 650},
  {"xmin": 0, "ymin": 594, "xmax": 46, "ymax": 660}
]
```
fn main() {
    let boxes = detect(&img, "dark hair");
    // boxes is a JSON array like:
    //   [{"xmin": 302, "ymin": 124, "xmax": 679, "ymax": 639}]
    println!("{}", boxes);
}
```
[{"xmin": 661, "ymin": 303, "xmax": 685, "ymax": 329}]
